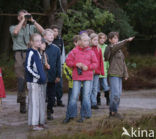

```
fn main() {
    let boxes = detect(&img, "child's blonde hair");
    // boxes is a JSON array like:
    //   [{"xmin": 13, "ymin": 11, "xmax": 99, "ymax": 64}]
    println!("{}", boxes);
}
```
[
  {"xmin": 90, "ymin": 33, "xmax": 98, "ymax": 45},
  {"xmin": 42, "ymin": 28, "xmax": 54, "ymax": 36},
  {"xmin": 98, "ymin": 32, "xmax": 107, "ymax": 40},
  {"xmin": 28, "ymin": 33, "xmax": 41, "ymax": 48}
]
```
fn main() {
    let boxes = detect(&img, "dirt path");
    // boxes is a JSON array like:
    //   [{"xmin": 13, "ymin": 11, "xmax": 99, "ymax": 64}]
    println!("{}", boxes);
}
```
[{"xmin": 0, "ymin": 89, "xmax": 156, "ymax": 139}]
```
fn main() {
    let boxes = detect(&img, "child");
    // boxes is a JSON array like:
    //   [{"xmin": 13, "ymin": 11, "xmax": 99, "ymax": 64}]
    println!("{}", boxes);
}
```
[
  {"xmin": 39, "ymin": 38, "xmax": 50, "ymax": 103},
  {"xmin": 0, "ymin": 68, "xmax": 6, "ymax": 111},
  {"xmin": 90, "ymin": 33, "xmax": 104, "ymax": 109},
  {"xmin": 25, "ymin": 33, "xmax": 47, "ymax": 131},
  {"xmin": 104, "ymin": 32, "xmax": 134, "ymax": 119},
  {"xmin": 63, "ymin": 34, "xmax": 98, "ymax": 123},
  {"xmin": 43, "ymin": 29, "xmax": 61, "ymax": 120},
  {"xmin": 63, "ymin": 35, "xmax": 80, "ymax": 103},
  {"xmin": 51, "ymin": 25, "xmax": 65, "ymax": 107},
  {"xmin": 97, "ymin": 33, "xmax": 110, "ymax": 106}
]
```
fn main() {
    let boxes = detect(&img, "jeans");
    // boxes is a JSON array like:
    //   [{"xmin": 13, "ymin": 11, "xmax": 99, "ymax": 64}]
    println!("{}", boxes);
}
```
[
  {"xmin": 66, "ymin": 80, "xmax": 92, "ymax": 119},
  {"xmin": 55, "ymin": 77, "xmax": 63, "ymax": 104},
  {"xmin": 98, "ymin": 77, "xmax": 110, "ymax": 92},
  {"xmin": 109, "ymin": 77, "xmax": 122, "ymax": 113},
  {"xmin": 90, "ymin": 75, "xmax": 99, "ymax": 106},
  {"xmin": 46, "ymin": 82, "xmax": 56, "ymax": 113}
]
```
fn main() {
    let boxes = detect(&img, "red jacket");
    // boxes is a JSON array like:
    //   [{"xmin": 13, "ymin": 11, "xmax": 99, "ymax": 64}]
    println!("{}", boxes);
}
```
[
  {"xmin": 66, "ymin": 46, "xmax": 98, "ymax": 81},
  {"xmin": 91, "ymin": 46, "xmax": 104, "ymax": 75}
]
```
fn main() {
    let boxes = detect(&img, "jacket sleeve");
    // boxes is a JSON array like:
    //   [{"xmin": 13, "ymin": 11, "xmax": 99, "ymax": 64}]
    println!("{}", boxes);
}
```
[
  {"xmin": 111, "ymin": 39, "xmax": 129, "ymax": 55},
  {"xmin": 88, "ymin": 51, "xmax": 98, "ymax": 70},
  {"xmin": 25, "ymin": 51, "xmax": 40, "ymax": 79},
  {"xmin": 56, "ymin": 48, "xmax": 61, "ymax": 78},
  {"xmin": 123, "ymin": 61, "xmax": 129, "ymax": 78},
  {"xmin": 100, "ymin": 49, "xmax": 105, "ymax": 76},
  {"xmin": 63, "ymin": 63, "xmax": 72, "ymax": 81},
  {"xmin": 66, "ymin": 50, "xmax": 77, "ymax": 68}
]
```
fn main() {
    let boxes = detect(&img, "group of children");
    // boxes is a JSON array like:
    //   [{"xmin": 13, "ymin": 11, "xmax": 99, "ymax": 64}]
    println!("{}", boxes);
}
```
[{"xmin": 11, "ymin": 27, "xmax": 134, "ymax": 130}]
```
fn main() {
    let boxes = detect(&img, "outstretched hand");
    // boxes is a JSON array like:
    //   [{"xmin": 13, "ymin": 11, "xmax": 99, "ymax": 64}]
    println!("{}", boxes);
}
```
[{"xmin": 128, "ymin": 36, "xmax": 135, "ymax": 42}]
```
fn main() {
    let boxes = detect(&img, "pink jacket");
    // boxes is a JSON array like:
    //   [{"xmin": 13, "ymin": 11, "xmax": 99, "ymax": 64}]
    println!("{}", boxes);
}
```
[
  {"xmin": 66, "ymin": 46, "xmax": 98, "ymax": 81},
  {"xmin": 91, "ymin": 46, "xmax": 104, "ymax": 75}
]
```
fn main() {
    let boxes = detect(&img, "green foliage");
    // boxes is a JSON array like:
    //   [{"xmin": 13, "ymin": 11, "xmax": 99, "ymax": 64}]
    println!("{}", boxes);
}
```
[
  {"xmin": 117, "ymin": 0, "xmax": 156, "ymax": 38},
  {"xmin": 61, "ymin": 0, "xmax": 114, "ymax": 52},
  {"xmin": 61, "ymin": 0, "xmax": 136, "ymax": 52}
]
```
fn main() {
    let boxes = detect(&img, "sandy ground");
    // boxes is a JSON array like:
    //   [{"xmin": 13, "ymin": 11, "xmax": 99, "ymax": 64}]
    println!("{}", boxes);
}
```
[{"xmin": 0, "ymin": 89, "xmax": 156, "ymax": 139}]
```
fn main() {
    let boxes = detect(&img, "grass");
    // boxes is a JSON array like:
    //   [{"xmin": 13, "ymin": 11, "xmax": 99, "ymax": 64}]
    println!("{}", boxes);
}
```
[{"xmin": 28, "ymin": 114, "xmax": 156, "ymax": 139}]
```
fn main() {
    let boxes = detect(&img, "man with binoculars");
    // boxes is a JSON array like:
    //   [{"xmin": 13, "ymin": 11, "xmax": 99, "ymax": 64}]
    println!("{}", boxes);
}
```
[{"xmin": 9, "ymin": 9, "xmax": 44, "ymax": 113}]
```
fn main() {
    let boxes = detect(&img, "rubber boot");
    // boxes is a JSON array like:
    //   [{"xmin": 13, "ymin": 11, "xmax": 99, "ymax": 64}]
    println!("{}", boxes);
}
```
[
  {"xmin": 97, "ymin": 92, "xmax": 101, "ymax": 105},
  {"xmin": 20, "ymin": 101, "xmax": 26, "ymax": 113},
  {"xmin": 105, "ymin": 91, "xmax": 110, "ymax": 106}
]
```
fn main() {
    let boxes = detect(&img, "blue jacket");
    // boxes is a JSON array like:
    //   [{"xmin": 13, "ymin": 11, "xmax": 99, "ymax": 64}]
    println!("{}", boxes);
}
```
[
  {"xmin": 25, "ymin": 48, "xmax": 47, "ymax": 84},
  {"xmin": 45, "ymin": 44, "xmax": 61, "ymax": 82}
]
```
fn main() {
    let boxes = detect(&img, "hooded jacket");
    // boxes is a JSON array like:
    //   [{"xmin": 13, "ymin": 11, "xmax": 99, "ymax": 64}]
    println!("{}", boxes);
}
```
[{"xmin": 66, "ymin": 46, "xmax": 98, "ymax": 81}]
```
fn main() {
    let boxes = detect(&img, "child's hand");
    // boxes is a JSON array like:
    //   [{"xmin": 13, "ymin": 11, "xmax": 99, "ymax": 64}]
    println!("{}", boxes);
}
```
[
  {"xmin": 76, "ymin": 63, "xmax": 82, "ymax": 68},
  {"xmin": 128, "ymin": 37, "xmax": 135, "ymax": 42},
  {"xmin": 45, "ymin": 64, "xmax": 50, "ymax": 69},
  {"xmin": 125, "ymin": 77, "xmax": 128, "ymax": 80},
  {"xmin": 82, "ymin": 65, "xmax": 88, "ymax": 71},
  {"xmin": 55, "ymin": 77, "xmax": 60, "ymax": 83}
]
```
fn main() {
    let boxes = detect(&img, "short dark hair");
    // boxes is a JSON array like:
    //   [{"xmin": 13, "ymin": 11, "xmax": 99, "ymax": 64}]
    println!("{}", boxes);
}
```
[
  {"xmin": 108, "ymin": 32, "xmax": 119, "ymax": 40},
  {"xmin": 17, "ymin": 9, "xmax": 28, "ymax": 16},
  {"xmin": 86, "ymin": 29, "xmax": 95, "ymax": 36},
  {"xmin": 73, "ymin": 35, "xmax": 80, "ymax": 43},
  {"xmin": 50, "ymin": 25, "xmax": 59, "ymax": 30}
]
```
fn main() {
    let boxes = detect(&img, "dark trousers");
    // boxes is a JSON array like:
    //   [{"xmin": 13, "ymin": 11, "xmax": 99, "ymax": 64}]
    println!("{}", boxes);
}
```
[
  {"xmin": 55, "ymin": 77, "xmax": 63, "ymax": 104},
  {"xmin": 47, "ymin": 82, "xmax": 56, "ymax": 113}
]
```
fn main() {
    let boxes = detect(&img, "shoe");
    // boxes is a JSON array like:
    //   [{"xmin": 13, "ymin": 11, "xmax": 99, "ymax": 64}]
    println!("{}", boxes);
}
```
[
  {"xmin": 20, "ymin": 102, "xmax": 26, "ymax": 114},
  {"xmin": 39, "ymin": 124, "xmax": 48, "ymax": 129},
  {"xmin": 91, "ymin": 105, "xmax": 99, "ymax": 109},
  {"xmin": 57, "ymin": 102, "xmax": 65, "ymax": 107},
  {"xmin": 32, "ymin": 126, "xmax": 44, "ymax": 131},
  {"xmin": 109, "ymin": 112, "xmax": 124, "ymax": 120},
  {"xmin": 47, "ymin": 112, "xmax": 53, "ymax": 120},
  {"xmin": 62, "ymin": 118, "xmax": 71, "ymax": 124},
  {"xmin": 77, "ymin": 118, "xmax": 85, "ymax": 123}
]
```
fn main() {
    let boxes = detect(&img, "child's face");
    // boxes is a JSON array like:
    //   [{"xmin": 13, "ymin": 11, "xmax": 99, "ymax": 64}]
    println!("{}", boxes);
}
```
[
  {"xmin": 80, "ymin": 36, "xmax": 90, "ymax": 48},
  {"xmin": 74, "ymin": 41, "xmax": 78, "ymax": 47},
  {"xmin": 31, "ymin": 35, "xmax": 41, "ymax": 49},
  {"xmin": 53, "ymin": 28, "xmax": 59, "ymax": 38},
  {"xmin": 40, "ymin": 43, "xmax": 46, "ymax": 51},
  {"xmin": 109, "ymin": 35, "xmax": 119, "ymax": 44},
  {"xmin": 44, "ymin": 31, "xmax": 54, "ymax": 43},
  {"xmin": 91, "ymin": 36, "xmax": 98, "ymax": 46},
  {"xmin": 99, "ymin": 35, "xmax": 107, "ymax": 45}
]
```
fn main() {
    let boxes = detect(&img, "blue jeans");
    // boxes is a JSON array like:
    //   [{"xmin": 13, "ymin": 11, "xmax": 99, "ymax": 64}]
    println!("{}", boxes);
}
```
[
  {"xmin": 109, "ymin": 77, "xmax": 122, "ymax": 113},
  {"xmin": 90, "ymin": 75, "xmax": 99, "ymax": 106},
  {"xmin": 66, "ymin": 80, "xmax": 92, "ymax": 119},
  {"xmin": 98, "ymin": 77, "xmax": 110, "ymax": 92}
]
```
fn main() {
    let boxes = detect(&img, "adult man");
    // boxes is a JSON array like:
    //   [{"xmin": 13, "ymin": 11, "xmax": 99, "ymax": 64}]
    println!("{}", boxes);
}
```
[{"xmin": 9, "ymin": 10, "xmax": 44, "ymax": 113}]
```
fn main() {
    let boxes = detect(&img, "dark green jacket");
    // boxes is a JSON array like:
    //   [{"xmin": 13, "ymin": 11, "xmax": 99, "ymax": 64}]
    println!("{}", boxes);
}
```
[{"xmin": 104, "ymin": 39, "xmax": 129, "ymax": 78}]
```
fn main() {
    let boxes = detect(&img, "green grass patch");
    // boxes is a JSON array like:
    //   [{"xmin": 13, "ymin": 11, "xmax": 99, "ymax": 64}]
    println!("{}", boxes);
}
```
[{"xmin": 28, "ymin": 115, "xmax": 156, "ymax": 139}]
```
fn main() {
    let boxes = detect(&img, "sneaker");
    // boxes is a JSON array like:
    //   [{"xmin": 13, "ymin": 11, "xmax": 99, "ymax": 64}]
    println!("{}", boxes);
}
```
[
  {"xmin": 62, "ymin": 118, "xmax": 71, "ymax": 124},
  {"xmin": 32, "ymin": 126, "xmax": 44, "ymax": 131},
  {"xmin": 91, "ymin": 105, "xmax": 99, "ymax": 109},
  {"xmin": 57, "ymin": 102, "xmax": 65, "ymax": 107},
  {"xmin": 39, "ymin": 124, "xmax": 48, "ymax": 129},
  {"xmin": 109, "ymin": 112, "xmax": 124, "ymax": 120},
  {"xmin": 77, "ymin": 118, "xmax": 85, "ymax": 123}
]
